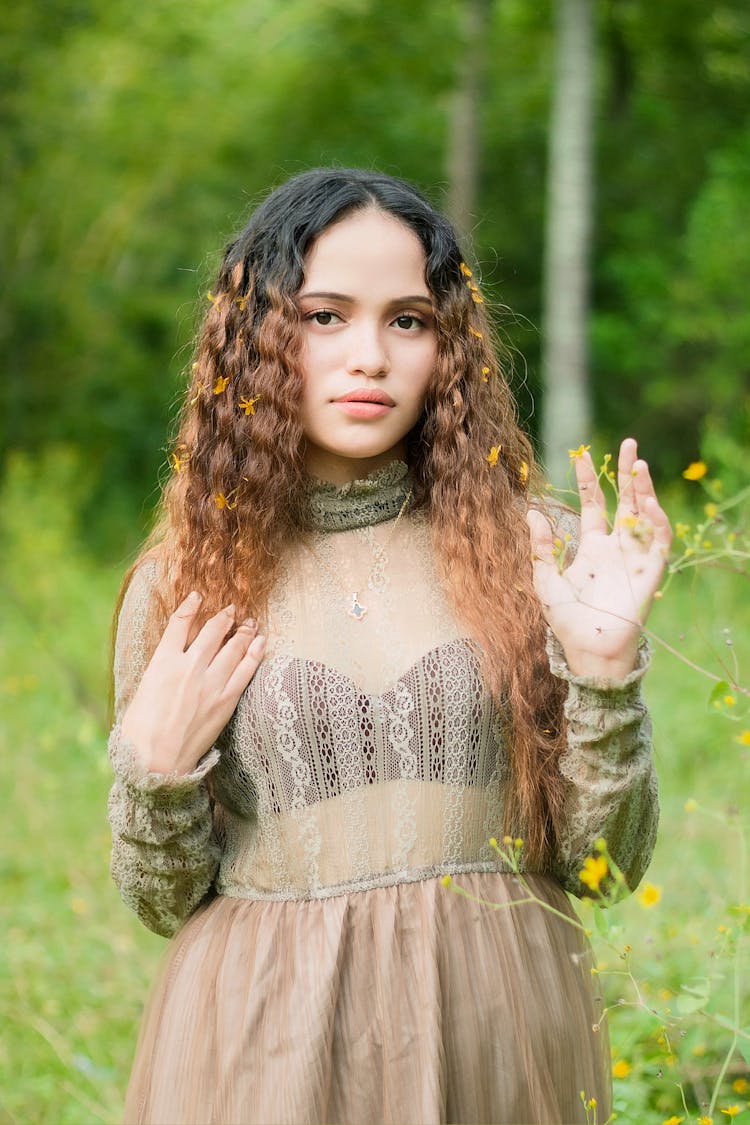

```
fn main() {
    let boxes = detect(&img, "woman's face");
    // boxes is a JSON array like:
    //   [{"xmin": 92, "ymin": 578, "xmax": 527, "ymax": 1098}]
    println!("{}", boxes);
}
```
[{"xmin": 297, "ymin": 208, "xmax": 437, "ymax": 484}]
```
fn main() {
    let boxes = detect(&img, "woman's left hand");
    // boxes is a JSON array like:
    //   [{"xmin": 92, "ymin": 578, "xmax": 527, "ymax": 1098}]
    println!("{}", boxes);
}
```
[{"xmin": 527, "ymin": 438, "xmax": 672, "ymax": 680}]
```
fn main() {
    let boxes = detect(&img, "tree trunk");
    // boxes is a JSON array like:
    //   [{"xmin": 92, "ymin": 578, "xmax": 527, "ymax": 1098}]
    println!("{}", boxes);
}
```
[
  {"xmin": 540, "ymin": 0, "xmax": 595, "ymax": 486},
  {"xmin": 444, "ymin": 0, "xmax": 492, "ymax": 242}
]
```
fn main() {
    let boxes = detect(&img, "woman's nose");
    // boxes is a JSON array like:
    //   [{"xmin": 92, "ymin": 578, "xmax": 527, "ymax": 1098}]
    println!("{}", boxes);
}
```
[{"xmin": 345, "ymin": 323, "xmax": 390, "ymax": 377}]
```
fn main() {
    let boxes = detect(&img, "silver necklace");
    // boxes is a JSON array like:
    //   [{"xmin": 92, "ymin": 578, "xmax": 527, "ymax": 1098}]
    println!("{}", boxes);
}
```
[{"xmin": 310, "ymin": 489, "xmax": 413, "ymax": 621}]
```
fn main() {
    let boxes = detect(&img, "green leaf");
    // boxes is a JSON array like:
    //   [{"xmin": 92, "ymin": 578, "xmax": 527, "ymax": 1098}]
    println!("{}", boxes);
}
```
[
  {"xmin": 676, "ymin": 976, "xmax": 711, "ymax": 1014},
  {"xmin": 593, "ymin": 905, "xmax": 610, "ymax": 937},
  {"xmin": 707, "ymin": 680, "xmax": 731, "ymax": 708}
]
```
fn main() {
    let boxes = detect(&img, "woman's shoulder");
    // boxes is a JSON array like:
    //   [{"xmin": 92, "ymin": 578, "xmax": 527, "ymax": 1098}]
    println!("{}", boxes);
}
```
[{"xmin": 118, "ymin": 547, "xmax": 170, "ymax": 631}]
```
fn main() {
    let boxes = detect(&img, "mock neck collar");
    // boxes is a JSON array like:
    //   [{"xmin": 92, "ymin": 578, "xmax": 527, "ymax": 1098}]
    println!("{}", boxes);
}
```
[{"xmin": 305, "ymin": 460, "xmax": 413, "ymax": 532}]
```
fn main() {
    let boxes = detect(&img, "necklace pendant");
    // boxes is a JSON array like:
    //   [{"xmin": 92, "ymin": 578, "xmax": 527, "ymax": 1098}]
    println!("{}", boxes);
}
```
[{"xmin": 349, "ymin": 592, "xmax": 368, "ymax": 621}]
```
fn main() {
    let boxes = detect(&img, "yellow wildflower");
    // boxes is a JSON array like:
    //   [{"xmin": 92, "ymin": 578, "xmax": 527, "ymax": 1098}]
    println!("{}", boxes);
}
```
[
  {"xmin": 459, "ymin": 262, "xmax": 473, "ymax": 277},
  {"xmin": 215, "ymin": 492, "xmax": 237, "ymax": 511},
  {"xmin": 239, "ymin": 394, "xmax": 261, "ymax": 416},
  {"xmin": 169, "ymin": 451, "xmax": 189, "ymax": 473},
  {"xmin": 471, "ymin": 292, "xmax": 484, "ymax": 304},
  {"xmin": 720, "ymin": 1108, "xmax": 741, "ymax": 1118},
  {"xmin": 662, "ymin": 1117, "xmax": 683, "ymax": 1125},
  {"xmin": 697, "ymin": 1117, "xmax": 713, "ymax": 1124},
  {"xmin": 579, "ymin": 855, "xmax": 608, "ymax": 891},
  {"xmin": 675, "ymin": 522, "xmax": 691, "ymax": 538},
  {"xmin": 638, "ymin": 882, "xmax": 662, "ymax": 908},
  {"xmin": 732, "ymin": 1079, "xmax": 749, "ymax": 1094},
  {"xmin": 468, "ymin": 326, "xmax": 483, "ymax": 339},
  {"xmin": 568, "ymin": 444, "xmax": 591, "ymax": 460},
  {"xmin": 684, "ymin": 798, "xmax": 698, "ymax": 813},
  {"xmin": 704, "ymin": 502, "xmax": 718, "ymax": 519},
  {"xmin": 213, "ymin": 375, "xmax": 230, "ymax": 395},
  {"xmin": 235, "ymin": 293, "xmax": 251, "ymax": 311},
  {"xmin": 441, "ymin": 874, "xmax": 452, "ymax": 887},
  {"xmin": 682, "ymin": 461, "xmax": 707, "ymax": 481},
  {"xmin": 612, "ymin": 1059, "xmax": 631, "ymax": 1079},
  {"xmin": 486, "ymin": 445, "xmax": 501, "ymax": 468},
  {"xmin": 519, "ymin": 461, "xmax": 529, "ymax": 483},
  {"xmin": 207, "ymin": 290, "xmax": 220, "ymax": 305},
  {"xmin": 481, "ymin": 366, "xmax": 490, "ymax": 382},
  {"xmin": 502, "ymin": 835, "xmax": 513, "ymax": 845},
  {"xmin": 514, "ymin": 838, "xmax": 523, "ymax": 849},
  {"xmin": 489, "ymin": 837, "xmax": 498, "ymax": 848},
  {"xmin": 723, "ymin": 695, "xmax": 736, "ymax": 707}
]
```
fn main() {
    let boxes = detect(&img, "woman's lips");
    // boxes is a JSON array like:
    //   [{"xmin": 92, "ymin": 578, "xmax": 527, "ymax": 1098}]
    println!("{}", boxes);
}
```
[
  {"xmin": 333, "ymin": 389, "xmax": 395, "ymax": 418},
  {"xmin": 335, "ymin": 401, "xmax": 393, "ymax": 418}
]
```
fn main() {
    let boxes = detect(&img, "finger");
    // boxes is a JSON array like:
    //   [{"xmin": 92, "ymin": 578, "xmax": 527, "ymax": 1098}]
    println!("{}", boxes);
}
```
[
  {"xmin": 617, "ymin": 437, "xmax": 639, "ymax": 515},
  {"xmin": 526, "ymin": 508, "xmax": 556, "ymax": 564},
  {"xmin": 575, "ymin": 451, "xmax": 608, "ymax": 536},
  {"xmin": 187, "ymin": 604, "xmax": 238, "ymax": 665},
  {"xmin": 159, "ymin": 591, "xmax": 204, "ymax": 653},
  {"xmin": 224, "ymin": 634, "xmax": 267, "ymax": 699},
  {"xmin": 208, "ymin": 617, "xmax": 258, "ymax": 684},
  {"xmin": 630, "ymin": 457, "xmax": 656, "ymax": 512},
  {"xmin": 642, "ymin": 494, "xmax": 673, "ymax": 552}
]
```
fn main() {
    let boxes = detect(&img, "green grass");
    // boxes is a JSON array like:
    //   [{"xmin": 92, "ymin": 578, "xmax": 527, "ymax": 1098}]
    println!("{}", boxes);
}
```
[{"xmin": 1, "ymin": 452, "xmax": 748, "ymax": 1124}]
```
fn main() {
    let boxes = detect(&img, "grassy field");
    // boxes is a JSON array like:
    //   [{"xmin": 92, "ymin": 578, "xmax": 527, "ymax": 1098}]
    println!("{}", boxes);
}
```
[{"xmin": 1, "ymin": 453, "xmax": 748, "ymax": 1124}]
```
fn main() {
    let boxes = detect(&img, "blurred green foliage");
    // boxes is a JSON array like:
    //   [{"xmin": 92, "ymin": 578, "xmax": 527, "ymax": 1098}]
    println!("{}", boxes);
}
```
[{"xmin": 1, "ymin": 0, "xmax": 748, "ymax": 556}]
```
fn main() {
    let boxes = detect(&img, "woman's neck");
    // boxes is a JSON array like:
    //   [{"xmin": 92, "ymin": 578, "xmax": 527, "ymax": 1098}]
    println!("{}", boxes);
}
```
[
  {"xmin": 305, "ymin": 459, "xmax": 413, "ymax": 532},
  {"xmin": 303, "ymin": 443, "xmax": 408, "ymax": 487}
]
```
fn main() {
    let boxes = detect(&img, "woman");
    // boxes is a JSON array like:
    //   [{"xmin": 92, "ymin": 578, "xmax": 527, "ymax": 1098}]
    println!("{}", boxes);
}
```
[{"xmin": 108, "ymin": 167, "xmax": 670, "ymax": 1124}]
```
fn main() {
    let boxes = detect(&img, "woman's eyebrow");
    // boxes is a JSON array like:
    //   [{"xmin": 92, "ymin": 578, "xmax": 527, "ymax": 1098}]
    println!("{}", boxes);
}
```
[{"xmin": 298, "ymin": 291, "xmax": 434, "ymax": 309}]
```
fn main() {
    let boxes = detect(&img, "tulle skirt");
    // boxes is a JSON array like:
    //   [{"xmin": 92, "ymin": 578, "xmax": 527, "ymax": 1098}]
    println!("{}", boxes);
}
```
[{"xmin": 123, "ymin": 872, "xmax": 611, "ymax": 1124}]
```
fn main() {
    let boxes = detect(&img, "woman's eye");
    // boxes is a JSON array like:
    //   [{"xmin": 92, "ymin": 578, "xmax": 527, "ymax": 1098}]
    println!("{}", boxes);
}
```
[
  {"xmin": 394, "ymin": 314, "xmax": 423, "ymax": 330},
  {"xmin": 307, "ymin": 310, "xmax": 341, "ymax": 326}
]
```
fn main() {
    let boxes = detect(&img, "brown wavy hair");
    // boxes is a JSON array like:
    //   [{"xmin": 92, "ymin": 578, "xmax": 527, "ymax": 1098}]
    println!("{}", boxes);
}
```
[{"xmin": 113, "ymin": 167, "xmax": 568, "ymax": 867}]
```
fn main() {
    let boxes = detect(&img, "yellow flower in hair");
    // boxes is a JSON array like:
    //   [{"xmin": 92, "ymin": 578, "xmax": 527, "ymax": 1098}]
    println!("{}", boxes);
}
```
[
  {"xmin": 169, "ymin": 450, "xmax": 189, "ymax": 473},
  {"xmin": 469, "ymin": 326, "xmax": 483, "ymax": 339},
  {"xmin": 207, "ymin": 290, "xmax": 220, "ymax": 305},
  {"xmin": 213, "ymin": 375, "xmax": 230, "ymax": 395},
  {"xmin": 486, "ymin": 445, "xmax": 502, "ymax": 468},
  {"xmin": 235, "ymin": 293, "xmax": 251, "ymax": 311},
  {"xmin": 519, "ymin": 461, "xmax": 529, "ymax": 483},
  {"xmin": 215, "ymin": 492, "xmax": 237, "ymax": 511},
  {"xmin": 471, "ymin": 291, "xmax": 484, "ymax": 304},
  {"xmin": 239, "ymin": 395, "xmax": 262, "ymax": 416},
  {"xmin": 459, "ymin": 262, "xmax": 473, "ymax": 277},
  {"xmin": 481, "ymin": 366, "xmax": 490, "ymax": 382}
]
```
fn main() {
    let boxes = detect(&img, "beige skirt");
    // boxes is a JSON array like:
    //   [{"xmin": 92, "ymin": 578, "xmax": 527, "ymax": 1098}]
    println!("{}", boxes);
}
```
[{"xmin": 124, "ymin": 872, "xmax": 611, "ymax": 1125}]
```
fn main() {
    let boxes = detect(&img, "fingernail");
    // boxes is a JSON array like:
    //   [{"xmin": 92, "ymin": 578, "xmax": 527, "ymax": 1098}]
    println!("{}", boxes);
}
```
[
  {"xmin": 188, "ymin": 591, "xmax": 202, "ymax": 603},
  {"xmin": 243, "ymin": 617, "xmax": 257, "ymax": 629},
  {"xmin": 225, "ymin": 603, "xmax": 235, "ymax": 615},
  {"xmin": 251, "ymin": 634, "xmax": 266, "ymax": 653}
]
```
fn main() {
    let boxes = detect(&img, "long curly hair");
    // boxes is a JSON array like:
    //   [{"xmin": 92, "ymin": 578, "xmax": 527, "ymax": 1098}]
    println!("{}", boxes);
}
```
[{"xmin": 114, "ymin": 167, "xmax": 569, "ymax": 867}]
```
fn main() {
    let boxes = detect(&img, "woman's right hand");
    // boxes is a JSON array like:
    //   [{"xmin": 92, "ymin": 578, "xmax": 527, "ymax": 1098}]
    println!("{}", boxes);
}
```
[{"xmin": 119, "ymin": 592, "xmax": 266, "ymax": 777}]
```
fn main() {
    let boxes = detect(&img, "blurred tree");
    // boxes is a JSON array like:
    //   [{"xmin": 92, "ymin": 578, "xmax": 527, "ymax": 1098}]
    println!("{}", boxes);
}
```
[
  {"xmin": 444, "ymin": 0, "xmax": 493, "ymax": 241},
  {"xmin": 540, "ymin": 0, "xmax": 595, "ymax": 483}
]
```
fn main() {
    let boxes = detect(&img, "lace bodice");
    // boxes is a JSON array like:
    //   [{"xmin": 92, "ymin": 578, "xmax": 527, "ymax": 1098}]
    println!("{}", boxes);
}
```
[{"xmin": 108, "ymin": 463, "xmax": 658, "ymax": 936}]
